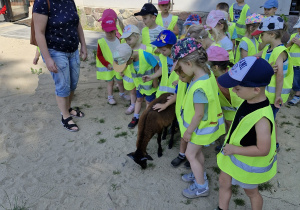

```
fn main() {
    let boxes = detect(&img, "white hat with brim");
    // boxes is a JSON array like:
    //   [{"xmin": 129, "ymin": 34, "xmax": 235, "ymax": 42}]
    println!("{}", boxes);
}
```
[
  {"xmin": 120, "ymin": 25, "xmax": 141, "ymax": 39},
  {"xmin": 112, "ymin": 43, "xmax": 133, "ymax": 73}
]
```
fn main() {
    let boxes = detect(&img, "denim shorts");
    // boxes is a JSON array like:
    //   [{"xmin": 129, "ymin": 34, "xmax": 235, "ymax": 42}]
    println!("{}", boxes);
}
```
[
  {"xmin": 136, "ymin": 90, "xmax": 156, "ymax": 102},
  {"xmin": 271, "ymin": 104, "xmax": 280, "ymax": 119},
  {"xmin": 43, "ymin": 49, "xmax": 80, "ymax": 97},
  {"xmin": 292, "ymin": 66, "xmax": 300, "ymax": 91}
]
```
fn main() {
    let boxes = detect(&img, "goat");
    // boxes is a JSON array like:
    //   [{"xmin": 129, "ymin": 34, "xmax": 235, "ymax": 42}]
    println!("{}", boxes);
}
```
[{"xmin": 127, "ymin": 93, "xmax": 177, "ymax": 169}]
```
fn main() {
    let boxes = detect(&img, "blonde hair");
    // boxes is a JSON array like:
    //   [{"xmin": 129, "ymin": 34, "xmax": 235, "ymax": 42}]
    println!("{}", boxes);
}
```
[
  {"xmin": 245, "ymin": 23, "xmax": 260, "ymax": 37},
  {"xmin": 187, "ymin": 25, "xmax": 220, "ymax": 42}
]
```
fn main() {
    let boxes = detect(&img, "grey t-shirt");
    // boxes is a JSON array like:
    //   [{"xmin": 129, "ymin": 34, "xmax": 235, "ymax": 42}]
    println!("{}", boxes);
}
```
[
  {"xmin": 162, "ymin": 14, "xmax": 173, "ymax": 28},
  {"xmin": 105, "ymin": 37, "xmax": 120, "ymax": 54},
  {"xmin": 219, "ymin": 36, "xmax": 233, "ymax": 51},
  {"xmin": 233, "ymin": 3, "xmax": 251, "ymax": 23},
  {"xmin": 149, "ymin": 25, "xmax": 166, "ymax": 43},
  {"xmin": 239, "ymin": 37, "xmax": 257, "ymax": 51}
]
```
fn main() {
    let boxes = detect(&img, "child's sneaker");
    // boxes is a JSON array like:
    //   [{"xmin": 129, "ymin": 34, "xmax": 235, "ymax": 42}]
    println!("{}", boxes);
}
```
[
  {"xmin": 120, "ymin": 93, "xmax": 131, "ymax": 101},
  {"xmin": 182, "ymin": 180, "xmax": 209, "ymax": 198},
  {"xmin": 108, "ymin": 97, "xmax": 116, "ymax": 105},
  {"xmin": 128, "ymin": 117, "xmax": 139, "ymax": 129},
  {"xmin": 184, "ymin": 161, "xmax": 191, "ymax": 169},
  {"xmin": 125, "ymin": 105, "xmax": 135, "ymax": 115},
  {"xmin": 288, "ymin": 95, "xmax": 300, "ymax": 105},
  {"xmin": 182, "ymin": 172, "xmax": 207, "ymax": 182},
  {"xmin": 171, "ymin": 154, "xmax": 186, "ymax": 167}
]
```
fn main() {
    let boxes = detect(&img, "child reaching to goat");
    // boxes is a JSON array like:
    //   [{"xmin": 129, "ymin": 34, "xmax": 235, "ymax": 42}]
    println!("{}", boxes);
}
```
[{"xmin": 171, "ymin": 38, "xmax": 225, "ymax": 198}]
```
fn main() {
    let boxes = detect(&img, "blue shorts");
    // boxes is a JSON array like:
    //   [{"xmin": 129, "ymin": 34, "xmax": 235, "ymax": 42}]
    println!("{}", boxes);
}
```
[
  {"xmin": 271, "ymin": 104, "xmax": 280, "ymax": 119},
  {"xmin": 136, "ymin": 90, "xmax": 156, "ymax": 102},
  {"xmin": 292, "ymin": 66, "xmax": 300, "ymax": 92},
  {"xmin": 232, "ymin": 177, "xmax": 258, "ymax": 189},
  {"xmin": 42, "ymin": 49, "xmax": 80, "ymax": 97}
]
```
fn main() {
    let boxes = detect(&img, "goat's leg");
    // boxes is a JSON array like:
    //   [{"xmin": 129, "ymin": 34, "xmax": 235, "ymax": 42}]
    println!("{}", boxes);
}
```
[
  {"xmin": 157, "ymin": 132, "xmax": 163, "ymax": 157},
  {"xmin": 168, "ymin": 119, "xmax": 177, "ymax": 149},
  {"xmin": 162, "ymin": 127, "xmax": 168, "ymax": 140}
]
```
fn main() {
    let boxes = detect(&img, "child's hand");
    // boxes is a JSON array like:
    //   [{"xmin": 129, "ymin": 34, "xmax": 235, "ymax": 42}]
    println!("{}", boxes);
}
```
[
  {"xmin": 172, "ymin": 80, "xmax": 178, "ymax": 87},
  {"xmin": 33, "ymin": 57, "xmax": 39, "ymax": 65},
  {"xmin": 167, "ymin": 94, "xmax": 174, "ymax": 101},
  {"xmin": 107, "ymin": 64, "xmax": 113, "ymax": 70},
  {"xmin": 294, "ymin": 38, "xmax": 300, "ymax": 46},
  {"xmin": 183, "ymin": 130, "xmax": 192, "ymax": 142},
  {"xmin": 222, "ymin": 143, "xmax": 236, "ymax": 156},
  {"xmin": 154, "ymin": 48, "xmax": 160, "ymax": 54},
  {"xmin": 153, "ymin": 103, "xmax": 167, "ymax": 112},
  {"xmin": 270, "ymin": 62, "xmax": 278, "ymax": 73},
  {"xmin": 274, "ymin": 96, "xmax": 283, "ymax": 108},
  {"xmin": 291, "ymin": 37, "xmax": 298, "ymax": 43},
  {"xmin": 142, "ymin": 75, "xmax": 152, "ymax": 82}
]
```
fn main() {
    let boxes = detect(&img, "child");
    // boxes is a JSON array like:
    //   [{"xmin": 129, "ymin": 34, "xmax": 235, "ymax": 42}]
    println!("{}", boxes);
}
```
[
  {"xmin": 142, "ymin": 30, "xmax": 178, "ymax": 99},
  {"xmin": 187, "ymin": 25, "xmax": 220, "ymax": 50},
  {"xmin": 235, "ymin": 13, "xmax": 264, "ymax": 62},
  {"xmin": 156, "ymin": 0, "xmax": 179, "ymax": 36},
  {"xmin": 180, "ymin": 14, "xmax": 202, "ymax": 39},
  {"xmin": 113, "ymin": 43, "xmax": 159, "ymax": 129},
  {"xmin": 206, "ymin": 10, "xmax": 234, "ymax": 63},
  {"xmin": 171, "ymin": 38, "xmax": 225, "ymax": 198},
  {"xmin": 252, "ymin": 16, "xmax": 293, "ymax": 150},
  {"xmin": 286, "ymin": 17, "xmax": 300, "ymax": 105},
  {"xmin": 119, "ymin": 24, "xmax": 153, "ymax": 114},
  {"xmin": 96, "ymin": 17, "xmax": 130, "ymax": 105},
  {"xmin": 229, "ymin": 0, "xmax": 251, "ymax": 42},
  {"xmin": 134, "ymin": 3, "xmax": 165, "ymax": 47},
  {"xmin": 33, "ymin": 47, "xmax": 40, "ymax": 65},
  {"xmin": 216, "ymin": 57, "xmax": 277, "ymax": 210}
]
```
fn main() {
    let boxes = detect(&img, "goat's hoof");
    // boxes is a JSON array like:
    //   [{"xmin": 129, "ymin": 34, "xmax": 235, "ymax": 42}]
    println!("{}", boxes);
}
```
[
  {"xmin": 168, "ymin": 144, "xmax": 173, "ymax": 149},
  {"xmin": 158, "ymin": 152, "xmax": 163, "ymax": 157}
]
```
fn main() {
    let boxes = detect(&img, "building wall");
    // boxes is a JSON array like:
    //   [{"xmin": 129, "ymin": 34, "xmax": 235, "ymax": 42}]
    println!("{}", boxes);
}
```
[{"xmin": 74, "ymin": 0, "xmax": 292, "ymax": 15}]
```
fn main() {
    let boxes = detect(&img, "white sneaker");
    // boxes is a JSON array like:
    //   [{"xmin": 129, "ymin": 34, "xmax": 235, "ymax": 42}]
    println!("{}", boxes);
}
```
[
  {"xmin": 288, "ymin": 96, "xmax": 300, "ymax": 105},
  {"xmin": 125, "ymin": 105, "xmax": 135, "ymax": 115},
  {"xmin": 120, "ymin": 94, "xmax": 131, "ymax": 101},
  {"xmin": 108, "ymin": 97, "xmax": 116, "ymax": 105}
]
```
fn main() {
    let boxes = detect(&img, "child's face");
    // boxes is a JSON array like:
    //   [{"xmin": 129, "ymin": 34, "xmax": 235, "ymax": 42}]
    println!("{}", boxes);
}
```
[
  {"xmin": 159, "ymin": 3, "xmax": 170, "ymax": 13},
  {"xmin": 176, "ymin": 69, "xmax": 193, "ymax": 83},
  {"xmin": 210, "ymin": 64, "xmax": 225, "ymax": 77},
  {"xmin": 176, "ymin": 61, "xmax": 194, "ymax": 77},
  {"xmin": 236, "ymin": 0, "xmax": 244, "ymax": 3},
  {"xmin": 142, "ymin": 14, "xmax": 156, "ymax": 27},
  {"xmin": 105, "ymin": 30, "xmax": 116, "ymax": 39},
  {"xmin": 260, "ymin": 31, "xmax": 272, "ymax": 43},
  {"xmin": 264, "ymin": 7, "xmax": 277, "ymax": 17},
  {"xmin": 125, "ymin": 34, "xmax": 139, "ymax": 48},
  {"xmin": 158, "ymin": 46, "xmax": 172, "ymax": 57},
  {"xmin": 232, "ymin": 86, "xmax": 257, "ymax": 100}
]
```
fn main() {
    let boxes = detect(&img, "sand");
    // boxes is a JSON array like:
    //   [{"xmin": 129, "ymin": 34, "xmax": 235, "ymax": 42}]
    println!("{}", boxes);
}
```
[{"xmin": 0, "ymin": 36, "xmax": 299, "ymax": 210}]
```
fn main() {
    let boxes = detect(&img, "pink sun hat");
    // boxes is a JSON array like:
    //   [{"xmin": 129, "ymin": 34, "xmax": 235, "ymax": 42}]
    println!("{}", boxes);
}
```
[
  {"xmin": 101, "ymin": 17, "xmax": 117, "ymax": 32},
  {"xmin": 158, "ymin": 0, "xmax": 170, "ymax": 5},
  {"xmin": 98, "ymin": 9, "xmax": 117, "ymax": 21},
  {"xmin": 206, "ymin": 10, "xmax": 226, "ymax": 29},
  {"xmin": 207, "ymin": 46, "xmax": 229, "ymax": 62}
]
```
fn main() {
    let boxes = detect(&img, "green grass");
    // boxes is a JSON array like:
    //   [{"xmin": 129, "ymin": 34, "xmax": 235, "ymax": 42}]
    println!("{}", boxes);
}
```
[
  {"xmin": 214, "ymin": 186, "xmax": 219, "ymax": 191},
  {"xmin": 98, "ymin": 86, "xmax": 103, "ymax": 90},
  {"xmin": 113, "ymin": 170, "xmax": 121, "ymax": 175},
  {"xmin": 280, "ymin": 115, "xmax": 286, "ymax": 118},
  {"xmin": 99, "ymin": 119, "xmax": 105, "ymax": 123},
  {"xmin": 96, "ymin": 131, "xmax": 102, "ymax": 135},
  {"xmin": 114, "ymin": 131, "xmax": 128, "ymax": 138},
  {"xmin": 68, "ymin": 140, "xmax": 74, "ymax": 142},
  {"xmin": 212, "ymin": 166, "xmax": 221, "ymax": 174},
  {"xmin": 93, "ymin": 50, "xmax": 97, "ymax": 57},
  {"xmin": 285, "ymin": 148, "xmax": 295, "ymax": 152},
  {"xmin": 284, "ymin": 129, "xmax": 291, "ymax": 135},
  {"xmin": 89, "ymin": 61, "xmax": 96, "ymax": 66},
  {"xmin": 16, "ymin": 87, "xmax": 20, "ymax": 90},
  {"xmin": 31, "ymin": 67, "xmax": 43, "ymax": 75},
  {"xmin": 114, "ymin": 126, "xmax": 121, "ymax": 130},
  {"xmin": 258, "ymin": 181, "xmax": 273, "ymax": 192},
  {"xmin": 113, "ymin": 88, "xmax": 119, "ymax": 93},
  {"xmin": 83, "ymin": 104, "xmax": 92, "ymax": 108},
  {"xmin": 97, "ymin": 139, "xmax": 106, "ymax": 144},
  {"xmin": 294, "ymin": 116, "xmax": 300, "ymax": 120},
  {"xmin": 231, "ymin": 185, "xmax": 239, "ymax": 196},
  {"xmin": 147, "ymin": 163, "xmax": 155, "ymax": 169},
  {"xmin": 297, "ymin": 122, "xmax": 300, "ymax": 128},
  {"xmin": 233, "ymin": 198, "xmax": 245, "ymax": 207},
  {"xmin": 180, "ymin": 199, "xmax": 192, "ymax": 205},
  {"xmin": 111, "ymin": 183, "xmax": 118, "ymax": 191},
  {"xmin": 279, "ymin": 121, "xmax": 294, "ymax": 127}
]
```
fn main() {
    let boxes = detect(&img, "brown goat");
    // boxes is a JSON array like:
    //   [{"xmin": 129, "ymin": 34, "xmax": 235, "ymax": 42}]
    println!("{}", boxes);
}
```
[{"xmin": 127, "ymin": 93, "xmax": 176, "ymax": 169}]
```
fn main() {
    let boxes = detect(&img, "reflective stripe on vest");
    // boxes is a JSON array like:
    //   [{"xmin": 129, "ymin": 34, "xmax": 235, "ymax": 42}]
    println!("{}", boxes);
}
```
[
  {"xmin": 137, "ymin": 84, "xmax": 152, "ymax": 91},
  {"xmin": 266, "ymin": 86, "xmax": 291, "ymax": 94},
  {"xmin": 229, "ymin": 4, "xmax": 249, "ymax": 41},
  {"xmin": 235, "ymin": 23, "xmax": 246, "ymax": 29},
  {"xmin": 97, "ymin": 67, "xmax": 113, "ymax": 72},
  {"xmin": 181, "ymin": 110, "xmax": 225, "ymax": 135},
  {"xmin": 289, "ymin": 52, "xmax": 300, "ymax": 58},
  {"xmin": 131, "ymin": 68, "xmax": 154, "ymax": 78},
  {"xmin": 159, "ymin": 86, "xmax": 176, "ymax": 93},
  {"xmin": 222, "ymin": 106, "xmax": 238, "ymax": 111},
  {"xmin": 123, "ymin": 75, "xmax": 134, "ymax": 83}
]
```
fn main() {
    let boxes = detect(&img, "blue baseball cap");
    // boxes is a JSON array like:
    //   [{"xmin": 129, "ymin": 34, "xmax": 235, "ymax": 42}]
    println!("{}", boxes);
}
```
[
  {"xmin": 218, "ymin": 57, "xmax": 274, "ymax": 88},
  {"xmin": 261, "ymin": 0, "xmax": 278, "ymax": 9},
  {"xmin": 151, "ymin": 30, "xmax": 177, "ymax": 47}
]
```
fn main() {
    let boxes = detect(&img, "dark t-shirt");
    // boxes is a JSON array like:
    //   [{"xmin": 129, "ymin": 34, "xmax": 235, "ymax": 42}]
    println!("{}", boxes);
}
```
[
  {"xmin": 228, "ymin": 98, "xmax": 272, "ymax": 147},
  {"xmin": 33, "ymin": 0, "xmax": 79, "ymax": 53}
]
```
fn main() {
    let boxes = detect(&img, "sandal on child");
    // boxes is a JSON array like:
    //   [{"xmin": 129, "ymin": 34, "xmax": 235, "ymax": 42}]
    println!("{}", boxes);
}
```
[
  {"xmin": 61, "ymin": 116, "xmax": 79, "ymax": 132},
  {"xmin": 69, "ymin": 107, "xmax": 85, "ymax": 118}
]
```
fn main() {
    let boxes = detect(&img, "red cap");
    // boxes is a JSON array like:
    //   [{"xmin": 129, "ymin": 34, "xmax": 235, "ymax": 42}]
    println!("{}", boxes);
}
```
[
  {"xmin": 251, "ymin": 30, "xmax": 263, "ymax": 36},
  {"xmin": 101, "ymin": 17, "xmax": 117, "ymax": 32},
  {"xmin": 98, "ymin": 9, "xmax": 117, "ymax": 21}
]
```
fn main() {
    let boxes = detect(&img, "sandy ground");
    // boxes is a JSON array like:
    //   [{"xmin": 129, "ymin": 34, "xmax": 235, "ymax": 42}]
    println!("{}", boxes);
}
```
[{"xmin": 0, "ymin": 36, "xmax": 299, "ymax": 210}]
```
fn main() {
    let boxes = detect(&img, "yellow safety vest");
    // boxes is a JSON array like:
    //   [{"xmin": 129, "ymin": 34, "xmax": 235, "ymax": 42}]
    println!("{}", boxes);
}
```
[
  {"xmin": 229, "ymin": 4, "xmax": 250, "ymax": 41},
  {"xmin": 180, "ymin": 75, "xmax": 225, "ymax": 145},
  {"xmin": 96, "ymin": 39, "xmax": 122, "ymax": 81},
  {"xmin": 156, "ymin": 54, "xmax": 179, "ymax": 98},
  {"xmin": 142, "ymin": 27, "xmax": 151, "ymax": 47},
  {"xmin": 155, "ymin": 14, "xmax": 178, "ymax": 31},
  {"xmin": 176, "ymin": 80, "xmax": 187, "ymax": 137},
  {"xmin": 228, "ymin": 22, "xmax": 236, "ymax": 41},
  {"xmin": 262, "ymin": 46, "xmax": 293, "ymax": 104},
  {"xmin": 123, "ymin": 46, "xmax": 153, "ymax": 91},
  {"xmin": 288, "ymin": 33, "xmax": 300, "ymax": 66},
  {"xmin": 218, "ymin": 88, "xmax": 243, "ymax": 121},
  {"xmin": 128, "ymin": 49, "xmax": 157, "ymax": 95},
  {"xmin": 235, "ymin": 37, "xmax": 259, "ymax": 63},
  {"xmin": 116, "ymin": 25, "xmax": 125, "ymax": 44},
  {"xmin": 217, "ymin": 105, "xmax": 277, "ymax": 184}
]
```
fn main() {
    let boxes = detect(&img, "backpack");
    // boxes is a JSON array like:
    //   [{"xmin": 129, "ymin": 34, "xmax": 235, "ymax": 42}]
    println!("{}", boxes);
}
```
[{"xmin": 30, "ymin": 0, "xmax": 50, "ymax": 46}]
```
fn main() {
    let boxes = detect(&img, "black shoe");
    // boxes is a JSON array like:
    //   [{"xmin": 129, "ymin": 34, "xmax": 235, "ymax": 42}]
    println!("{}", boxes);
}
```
[
  {"xmin": 171, "ymin": 155, "xmax": 186, "ymax": 167},
  {"xmin": 184, "ymin": 160, "xmax": 190, "ymax": 169},
  {"xmin": 128, "ymin": 117, "xmax": 139, "ymax": 129},
  {"xmin": 215, "ymin": 145, "xmax": 222, "ymax": 152}
]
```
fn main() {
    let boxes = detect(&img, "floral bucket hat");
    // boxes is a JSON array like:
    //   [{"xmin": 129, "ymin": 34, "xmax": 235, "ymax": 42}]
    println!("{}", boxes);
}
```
[
  {"xmin": 171, "ymin": 38, "xmax": 202, "ymax": 63},
  {"xmin": 245, "ymin": 13, "xmax": 264, "ymax": 25}
]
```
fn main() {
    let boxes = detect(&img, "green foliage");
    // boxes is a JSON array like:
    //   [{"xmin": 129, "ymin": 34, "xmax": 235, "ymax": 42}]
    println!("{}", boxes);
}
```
[
  {"xmin": 31, "ymin": 67, "xmax": 43, "ymax": 75},
  {"xmin": 113, "ymin": 170, "xmax": 121, "ymax": 175},
  {"xmin": 114, "ymin": 132, "xmax": 128, "ymax": 138},
  {"xmin": 212, "ymin": 166, "xmax": 221, "ymax": 174},
  {"xmin": 233, "ymin": 198, "xmax": 245, "ymax": 207},
  {"xmin": 97, "ymin": 139, "xmax": 106, "ymax": 144},
  {"xmin": 258, "ymin": 181, "xmax": 273, "ymax": 192}
]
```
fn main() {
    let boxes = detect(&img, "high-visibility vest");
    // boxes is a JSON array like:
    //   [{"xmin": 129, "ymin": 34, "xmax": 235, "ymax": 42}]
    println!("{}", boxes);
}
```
[
  {"xmin": 229, "ymin": 4, "xmax": 250, "ymax": 41},
  {"xmin": 96, "ymin": 38, "xmax": 122, "ymax": 81},
  {"xmin": 288, "ymin": 33, "xmax": 300, "ymax": 66},
  {"xmin": 180, "ymin": 75, "xmax": 225, "ymax": 145},
  {"xmin": 262, "ymin": 46, "xmax": 294, "ymax": 104},
  {"xmin": 155, "ymin": 14, "xmax": 178, "ymax": 31},
  {"xmin": 218, "ymin": 88, "xmax": 243, "ymax": 121},
  {"xmin": 228, "ymin": 22, "xmax": 236, "ymax": 40},
  {"xmin": 142, "ymin": 27, "xmax": 151, "ymax": 47},
  {"xmin": 116, "ymin": 25, "xmax": 125, "ymax": 44},
  {"xmin": 235, "ymin": 37, "xmax": 259, "ymax": 63},
  {"xmin": 217, "ymin": 105, "xmax": 277, "ymax": 184},
  {"xmin": 128, "ymin": 49, "xmax": 157, "ymax": 95},
  {"xmin": 156, "ymin": 54, "xmax": 179, "ymax": 98},
  {"xmin": 176, "ymin": 80, "xmax": 188, "ymax": 137},
  {"xmin": 123, "ymin": 46, "xmax": 153, "ymax": 91}
]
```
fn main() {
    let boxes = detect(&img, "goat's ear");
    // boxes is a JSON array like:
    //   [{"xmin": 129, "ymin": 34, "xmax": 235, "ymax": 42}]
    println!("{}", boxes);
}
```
[
  {"xmin": 127, "ymin": 152, "xmax": 135, "ymax": 160},
  {"xmin": 145, "ymin": 154, "xmax": 153, "ymax": 160}
]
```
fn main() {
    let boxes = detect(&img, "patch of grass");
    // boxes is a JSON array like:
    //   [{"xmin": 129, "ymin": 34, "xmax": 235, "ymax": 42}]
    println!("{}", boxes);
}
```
[
  {"xmin": 98, "ymin": 86, "xmax": 103, "ymax": 90},
  {"xmin": 99, "ymin": 118, "xmax": 105, "ymax": 123},
  {"xmin": 279, "ymin": 121, "xmax": 294, "ymax": 127},
  {"xmin": 80, "ymin": 57, "xmax": 89, "ymax": 61},
  {"xmin": 258, "ymin": 181, "xmax": 273, "ymax": 192},
  {"xmin": 0, "ymin": 191, "xmax": 29, "ymax": 210},
  {"xmin": 294, "ymin": 116, "xmax": 300, "ymax": 120},
  {"xmin": 285, "ymin": 148, "xmax": 295, "ymax": 152},
  {"xmin": 212, "ymin": 166, "xmax": 221, "ymax": 174},
  {"xmin": 124, "ymin": 104, "xmax": 130, "ymax": 107},
  {"xmin": 233, "ymin": 198, "xmax": 245, "ymax": 207},
  {"xmin": 281, "ymin": 115, "xmax": 286, "ymax": 118},
  {"xmin": 214, "ymin": 186, "xmax": 219, "ymax": 191},
  {"xmin": 113, "ymin": 88, "xmax": 119, "ymax": 93},
  {"xmin": 111, "ymin": 183, "xmax": 118, "ymax": 191},
  {"xmin": 180, "ymin": 199, "xmax": 192, "ymax": 205},
  {"xmin": 97, "ymin": 138, "xmax": 106, "ymax": 144},
  {"xmin": 96, "ymin": 131, "xmax": 102, "ymax": 135},
  {"xmin": 147, "ymin": 163, "xmax": 155, "ymax": 169},
  {"xmin": 68, "ymin": 140, "xmax": 74, "ymax": 142},
  {"xmin": 16, "ymin": 87, "xmax": 20, "ymax": 90},
  {"xmin": 83, "ymin": 104, "xmax": 92, "ymax": 108},
  {"xmin": 93, "ymin": 50, "xmax": 97, "ymax": 57},
  {"xmin": 284, "ymin": 129, "xmax": 291, "ymax": 135},
  {"xmin": 38, "ymin": 102, "xmax": 42, "ymax": 105},
  {"xmin": 296, "ymin": 122, "xmax": 300, "ymax": 128},
  {"xmin": 231, "ymin": 185, "xmax": 239, "ymax": 196},
  {"xmin": 31, "ymin": 67, "xmax": 43, "ymax": 75},
  {"xmin": 89, "ymin": 61, "xmax": 96, "ymax": 66},
  {"xmin": 113, "ymin": 170, "xmax": 121, "ymax": 175},
  {"xmin": 114, "ymin": 126, "xmax": 121, "ymax": 130},
  {"xmin": 114, "ymin": 131, "xmax": 128, "ymax": 138}
]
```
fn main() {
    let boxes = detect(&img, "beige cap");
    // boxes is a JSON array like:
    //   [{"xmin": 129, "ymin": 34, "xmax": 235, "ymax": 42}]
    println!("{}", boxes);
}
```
[
  {"xmin": 112, "ymin": 43, "xmax": 133, "ymax": 72},
  {"xmin": 120, "ymin": 25, "xmax": 141, "ymax": 39}
]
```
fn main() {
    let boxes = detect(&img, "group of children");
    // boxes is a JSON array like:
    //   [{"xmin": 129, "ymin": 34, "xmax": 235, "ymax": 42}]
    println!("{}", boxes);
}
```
[{"xmin": 95, "ymin": 0, "xmax": 298, "ymax": 209}]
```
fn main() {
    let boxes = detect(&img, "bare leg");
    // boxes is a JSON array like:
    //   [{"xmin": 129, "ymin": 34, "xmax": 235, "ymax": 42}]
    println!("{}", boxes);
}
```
[
  {"xmin": 186, "ymin": 144, "xmax": 205, "ymax": 185},
  {"xmin": 116, "ymin": 80, "xmax": 125, "ymax": 93},
  {"xmin": 134, "ymin": 97, "xmax": 143, "ymax": 115},
  {"xmin": 56, "ymin": 95, "xmax": 78, "ymax": 131},
  {"xmin": 180, "ymin": 139, "xmax": 188, "ymax": 153},
  {"xmin": 107, "ymin": 80, "xmax": 114, "ymax": 97},
  {"xmin": 130, "ymin": 88, "xmax": 137, "ymax": 105},
  {"xmin": 244, "ymin": 188, "xmax": 263, "ymax": 210},
  {"xmin": 218, "ymin": 171, "xmax": 232, "ymax": 210}
]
